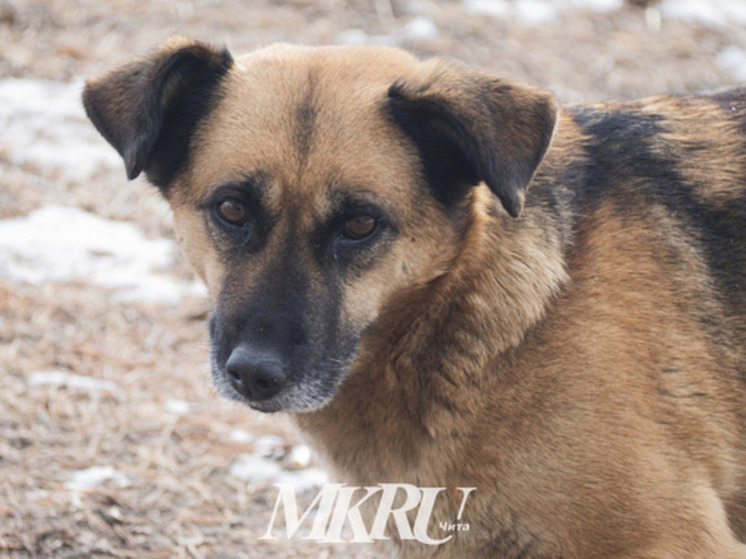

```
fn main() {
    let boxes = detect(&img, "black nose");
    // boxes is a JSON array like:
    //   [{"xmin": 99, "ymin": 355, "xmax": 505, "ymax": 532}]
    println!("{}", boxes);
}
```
[{"xmin": 225, "ymin": 345, "xmax": 288, "ymax": 402}]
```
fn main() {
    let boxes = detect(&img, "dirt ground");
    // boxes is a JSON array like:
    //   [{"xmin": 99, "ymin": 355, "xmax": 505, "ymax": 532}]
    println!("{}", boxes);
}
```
[{"xmin": 1, "ymin": 1, "xmax": 745, "ymax": 558}]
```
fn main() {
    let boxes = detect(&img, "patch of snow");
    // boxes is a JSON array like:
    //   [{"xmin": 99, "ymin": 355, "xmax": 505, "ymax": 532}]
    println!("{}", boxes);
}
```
[
  {"xmin": 336, "ymin": 29, "xmax": 371, "ymax": 45},
  {"xmin": 717, "ymin": 47, "xmax": 746, "ymax": 82},
  {"xmin": 229, "ymin": 453, "xmax": 282, "ymax": 483},
  {"xmin": 0, "ymin": 205, "xmax": 199, "ymax": 303},
  {"xmin": 229, "ymin": 428, "xmax": 255, "ymax": 444},
  {"xmin": 659, "ymin": 0, "xmax": 746, "ymax": 26},
  {"xmin": 0, "ymin": 78, "xmax": 120, "ymax": 179},
  {"xmin": 405, "ymin": 1, "xmax": 430, "ymax": 15},
  {"xmin": 398, "ymin": 16, "xmax": 439, "ymax": 41},
  {"xmin": 65, "ymin": 465, "xmax": 131, "ymax": 491},
  {"xmin": 287, "ymin": 467, "xmax": 329, "ymax": 491},
  {"xmin": 26, "ymin": 490, "xmax": 49, "ymax": 502},
  {"xmin": 164, "ymin": 399, "xmax": 190, "ymax": 415},
  {"xmin": 337, "ymin": 16, "xmax": 438, "ymax": 46},
  {"xmin": 27, "ymin": 370, "xmax": 118, "ymax": 392},
  {"xmin": 645, "ymin": 6, "xmax": 662, "ymax": 32},
  {"xmin": 254, "ymin": 434, "xmax": 286, "ymax": 449},
  {"xmin": 335, "ymin": 29, "xmax": 396, "ymax": 47},
  {"xmin": 253, "ymin": 434, "xmax": 287, "ymax": 460},
  {"xmin": 727, "ymin": 2, "xmax": 746, "ymax": 24},
  {"xmin": 462, "ymin": 0, "xmax": 622, "ymax": 22},
  {"xmin": 229, "ymin": 436, "xmax": 327, "ymax": 490},
  {"xmin": 514, "ymin": 0, "xmax": 558, "ymax": 26},
  {"xmin": 288, "ymin": 444, "xmax": 313, "ymax": 469},
  {"xmin": 463, "ymin": 0, "xmax": 511, "ymax": 18},
  {"xmin": 563, "ymin": 0, "xmax": 623, "ymax": 12},
  {"xmin": 660, "ymin": 0, "xmax": 726, "ymax": 25},
  {"xmin": 230, "ymin": 453, "xmax": 328, "ymax": 491}
]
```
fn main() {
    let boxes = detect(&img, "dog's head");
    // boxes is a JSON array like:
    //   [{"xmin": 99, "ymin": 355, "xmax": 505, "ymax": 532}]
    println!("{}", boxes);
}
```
[{"xmin": 83, "ymin": 38, "xmax": 557, "ymax": 413}]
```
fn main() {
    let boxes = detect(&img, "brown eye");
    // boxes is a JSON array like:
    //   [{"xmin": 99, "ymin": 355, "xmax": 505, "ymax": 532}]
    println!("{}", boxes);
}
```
[
  {"xmin": 217, "ymin": 199, "xmax": 248, "ymax": 225},
  {"xmin": 343, "ymin": 215, "xmax": 377, "ymax": 240}
]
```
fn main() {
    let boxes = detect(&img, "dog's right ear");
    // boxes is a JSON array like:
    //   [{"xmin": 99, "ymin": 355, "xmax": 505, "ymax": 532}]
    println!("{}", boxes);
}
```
[{"xmin": 82, "ymin": 36, "xmax": 233, "ymax": 192}]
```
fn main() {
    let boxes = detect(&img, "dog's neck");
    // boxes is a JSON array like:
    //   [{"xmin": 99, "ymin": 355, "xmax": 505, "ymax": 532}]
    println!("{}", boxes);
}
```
[{"xmin": 295, "ymin": 176, "xmax": 571, "ymax": 484}]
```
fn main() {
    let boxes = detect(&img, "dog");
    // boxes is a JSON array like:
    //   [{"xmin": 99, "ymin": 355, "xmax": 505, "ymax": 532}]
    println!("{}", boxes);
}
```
[{"xmin": 83, "ymin": 37, "xmax": 746, "ymax": 558}]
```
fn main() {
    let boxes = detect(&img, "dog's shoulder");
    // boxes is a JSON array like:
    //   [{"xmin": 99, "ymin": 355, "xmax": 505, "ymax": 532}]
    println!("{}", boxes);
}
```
[{"xmin": 546, "ymin": 88, "xmax": 746, "ymax": 330}]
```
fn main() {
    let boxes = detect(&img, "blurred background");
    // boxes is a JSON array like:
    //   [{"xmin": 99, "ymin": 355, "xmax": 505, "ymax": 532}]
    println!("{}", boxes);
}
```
[{"xmin": 1, "ymin": 1, "xmax": 745, "ymax": 557}]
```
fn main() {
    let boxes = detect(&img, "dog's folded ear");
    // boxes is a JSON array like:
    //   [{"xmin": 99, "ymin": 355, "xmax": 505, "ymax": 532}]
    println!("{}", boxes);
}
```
[
  {"xmin": 386, "ymin": 60, "xmax": 558, "ymax": 217},
  {"xmin": 82, "ymin": 36, "xmax": 233, "ymax": 190}
]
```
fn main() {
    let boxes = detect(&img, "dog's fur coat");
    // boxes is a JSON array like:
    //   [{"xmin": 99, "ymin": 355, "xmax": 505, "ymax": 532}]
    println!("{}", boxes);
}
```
[{"xmin": 83, "ymin": 38, "xmax": 746, "ymax": 558}]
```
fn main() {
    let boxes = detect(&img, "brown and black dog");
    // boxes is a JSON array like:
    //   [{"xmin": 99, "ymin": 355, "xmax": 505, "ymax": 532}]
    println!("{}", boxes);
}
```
[{"xmin": 83, "ymin": 37, "xmax": 746, "ymax": 558}]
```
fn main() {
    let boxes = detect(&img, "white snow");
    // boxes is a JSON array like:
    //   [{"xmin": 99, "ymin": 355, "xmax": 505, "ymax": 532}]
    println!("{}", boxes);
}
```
[
  {"xmin": 288, "ymin": 444, "xmax": 313, "ymax": 469},
  {"xmin": 717, "ymin": 47, "xmax": 746, "ymax": 82},
  {"xmin": 0, "ymin": 205, "xmax": 203, "ymax": 303},
  {"xmin": 0, "ymin": 79, "xmax": 204, "ymax": 303},
  {"xmin": 254, "ymin": 434, "xmax": 287, "ymax": 449},
  {"xmin": 514, "ymin": 0, "xmax": 558, "ymax": 27},
  {"xmin": 229, "ymin": 428, "xmax": 256, "ymax": 444},
  {"xmin": 336, "ymin": 29, "xmax": 374, "ymax": 45},
  {"xmin": 463, "ymin": 0, "xmax": 511, "ymax": 18},
  {"xmin": 229, "ymin": 453, "xmax": 283, "ymax": 483},
  {"xmin": 463, "ymin": 0, "xmax": 623, "ymax": 23},
  {"xmin": 563, "ymin": 0, "xmax": 623, "ymax": 12},
  {"xmin": 337, "ymin": 15, "xmax": 438, "ymax": 46},
  {"xmin": 462, "ymin": 0, "xmax": 746, "ymax": 26},
  {"xmin": 335, "ymin": 28, "xmax": 400, "ymax": 47},
  {"xmin": 164, "ymin": 399, "xmax": 191, "ymax": 415},
  {"xmin": 229, "ymin": 436, "xmax": 327, "ymax": 490},
  {"xmin": 340, "ymin": 0, "xmax": 746, "ymax": 44},
  {"xmin": 229, "ymin": 453, "xmax": 328, "ymax": 491},
  {"xmin": 399, "ymin": 16, "xmax": 439, "ymax": 41},
  {"xmin": 27, "ymin": 370, "xmax": 118, "ymax": 392},
  {"xmin": 659, "ymin": 0, "xmax": 746, "ymax": 26},
  {"xmin": 0, "ymin": 78, "xmax": 120, "ymax": 179},
  {"xmin": 65, "ymin": 465, "xmax": 131, "ymax": 491},
  {"xmin": 0, "ymin": 77, "xmax": 207, "ymax": 304}
]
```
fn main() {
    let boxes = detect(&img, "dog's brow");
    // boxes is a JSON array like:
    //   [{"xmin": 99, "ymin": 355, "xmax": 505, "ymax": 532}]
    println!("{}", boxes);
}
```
[
  {"xmin": 320, "ymin": 190, "xmax": 400, "ymax": 240},
  {"xmin": 200, "ymin": 172, "xmax": 269, "ymax": 207},
  {"xmin": 327, "ymin": 190, "xmax": 391, "ymax": 218}
]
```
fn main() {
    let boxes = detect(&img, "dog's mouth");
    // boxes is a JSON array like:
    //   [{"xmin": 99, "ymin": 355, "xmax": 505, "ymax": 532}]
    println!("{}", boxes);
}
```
[{"xmin": 207, "ymin": 310, "xmax": 363, "ymax": 413}]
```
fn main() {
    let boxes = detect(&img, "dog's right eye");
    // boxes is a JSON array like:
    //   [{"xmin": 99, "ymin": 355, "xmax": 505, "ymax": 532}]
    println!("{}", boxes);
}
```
[{"xmin": 216, "ymin": 199, "xmax": 249, "ymax": 226}]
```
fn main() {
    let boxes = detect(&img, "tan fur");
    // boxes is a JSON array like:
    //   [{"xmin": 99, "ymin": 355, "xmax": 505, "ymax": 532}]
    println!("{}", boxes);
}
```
[{"xmin": 83, "ymin": 39, "xmax": 746, "ymax": 558}]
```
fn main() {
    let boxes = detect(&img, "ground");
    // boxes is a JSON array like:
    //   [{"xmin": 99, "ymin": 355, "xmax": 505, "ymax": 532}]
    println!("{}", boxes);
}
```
[{"xmin": 1, "ymin": 1, "xmax": 745, "ymax": 557}]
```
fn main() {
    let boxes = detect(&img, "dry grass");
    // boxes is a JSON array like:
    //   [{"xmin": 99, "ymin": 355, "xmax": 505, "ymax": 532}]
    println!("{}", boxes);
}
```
[{"xmin": 0, "ymin": 279, "xmax": 367, "ymax": 558}]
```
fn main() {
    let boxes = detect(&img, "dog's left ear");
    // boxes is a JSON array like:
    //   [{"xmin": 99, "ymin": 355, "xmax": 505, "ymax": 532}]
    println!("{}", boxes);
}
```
[{"xmin": 386, "ymin": 60, "xmax": 558, "ymax": 217}]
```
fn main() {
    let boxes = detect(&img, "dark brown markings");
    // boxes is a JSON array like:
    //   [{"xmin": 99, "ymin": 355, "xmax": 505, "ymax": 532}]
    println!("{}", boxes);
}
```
[
  {"xmin": 386, "ymin": 69, "xmax": 557, "ymax": 217},
  {"xmin": 293, "ymin": 72, "xmax": 319, "ymax": 167},
  {"xmin": 569, "ymin": 100, "xmax": 746, "ymax": 331},
  {"xmin": 82, "ymin": 38, "xmax": 233, "ymax": 192}
]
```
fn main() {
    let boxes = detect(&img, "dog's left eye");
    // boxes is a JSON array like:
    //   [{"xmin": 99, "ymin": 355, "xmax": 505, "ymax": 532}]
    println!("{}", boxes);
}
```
[
  {"xmin": 216, "ymin": 199, "xmax": 249, "ymax": 226},
  {"xmin": 342, "ymin": 215, "xmax": 377, "ymax": 240}
]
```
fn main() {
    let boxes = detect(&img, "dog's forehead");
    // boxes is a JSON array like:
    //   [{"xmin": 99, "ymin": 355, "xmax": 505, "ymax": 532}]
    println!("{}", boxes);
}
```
[{"xmin": 185, "ymin": 45, "xmax": 422, "ymax": 214}]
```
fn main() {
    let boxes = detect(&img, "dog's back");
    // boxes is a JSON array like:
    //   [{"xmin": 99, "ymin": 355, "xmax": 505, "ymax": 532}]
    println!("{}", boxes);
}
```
[
  {"xmin": 565, "ymin": 90, "xmax": 746, "ymax": 358},
  {"xmin": 567, "ymin": 89, "xmax": 746, "ymax": 319},
  {"xmin": 532, "ymin": 89, "xmax": 746, "ymax": 544}
]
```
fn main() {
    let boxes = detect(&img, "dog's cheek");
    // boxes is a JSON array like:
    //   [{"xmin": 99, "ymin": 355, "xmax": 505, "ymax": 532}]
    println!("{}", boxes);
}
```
[
  {"xmin": 339, "ymin": 220, "xmax": 456, "ymax": 333},
  {"xmin": 339, "ymin": 281, "xmax": 385, "ymax": 339},
  {"xmin": 172, "ymin": 209, "xmax": 225, "ymax": 294}
]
